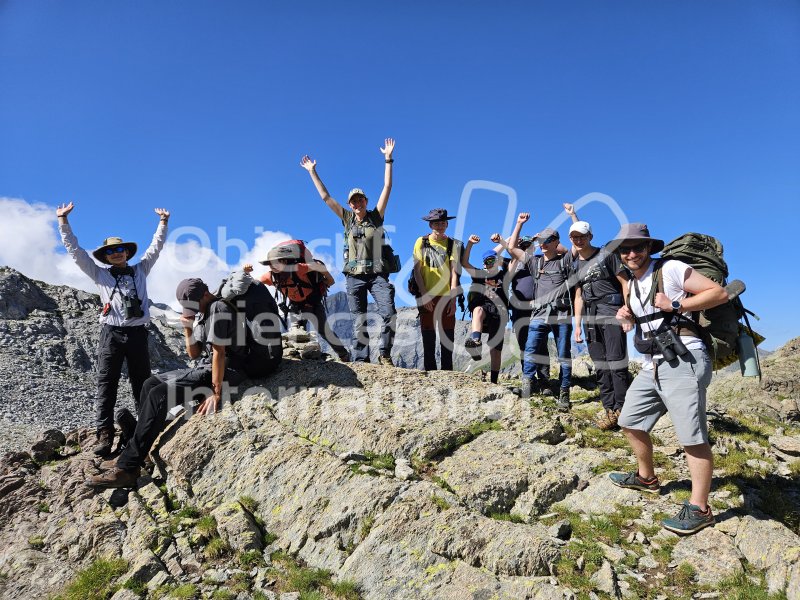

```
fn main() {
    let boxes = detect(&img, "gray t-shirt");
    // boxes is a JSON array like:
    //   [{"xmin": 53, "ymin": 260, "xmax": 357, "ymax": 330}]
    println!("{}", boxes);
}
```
[
  {"xmin": 191, "ymin": 300, "xmax": 249, "ymax": 372},
  {"xmin": 526, "ymin": 253, "xmax": 572, "ymax": 321}
]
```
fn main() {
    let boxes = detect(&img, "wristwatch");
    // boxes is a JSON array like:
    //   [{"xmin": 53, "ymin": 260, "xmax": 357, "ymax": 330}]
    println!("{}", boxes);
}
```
[{"xmin": 671, "ymin": 300, "xmax": 682, "ymax": 313}]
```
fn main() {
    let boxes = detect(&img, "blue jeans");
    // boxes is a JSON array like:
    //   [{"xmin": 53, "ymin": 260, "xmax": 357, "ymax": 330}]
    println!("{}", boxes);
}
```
[
  {"xmin": 345, "ymin": 273, "xmax": 397, "ymax": 362},
  {"xmin": 523, "ymin": 320, "xmax": 573, "ymax": 389}
]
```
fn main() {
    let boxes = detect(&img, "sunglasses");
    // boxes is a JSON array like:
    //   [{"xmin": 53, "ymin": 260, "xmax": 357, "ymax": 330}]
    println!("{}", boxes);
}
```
[
  {"xmin": 483, "ymin": 257, "xmax": 497, "ymax": 266},
  {"xmin": 105, "ymin": 246, "xmax": 127, "ymax": 256},
  {"xmin": 618, "ymin": 242, "xmax": 649, "ymax": 255},
  {"xmin": 540, "ymin": 236, "xmax": 558, "ymax": 245}
]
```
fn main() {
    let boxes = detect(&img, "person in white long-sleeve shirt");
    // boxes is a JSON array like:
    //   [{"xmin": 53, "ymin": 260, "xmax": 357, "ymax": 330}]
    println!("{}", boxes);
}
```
[{"xmin": 57, "ymin": 201, "xmax": 169, "ymax": 456}]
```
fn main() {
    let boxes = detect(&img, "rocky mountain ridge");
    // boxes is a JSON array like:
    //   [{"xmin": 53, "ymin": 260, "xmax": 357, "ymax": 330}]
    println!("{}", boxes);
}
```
[{"xmin": 1, "ymin": 266, "xmax": 799, "ymax": 599}]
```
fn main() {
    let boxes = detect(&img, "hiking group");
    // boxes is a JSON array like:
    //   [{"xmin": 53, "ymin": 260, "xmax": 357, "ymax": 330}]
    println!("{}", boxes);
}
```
[{"xmin": 57, "ymin": 136, "xmax": 755, "ymax": 536}]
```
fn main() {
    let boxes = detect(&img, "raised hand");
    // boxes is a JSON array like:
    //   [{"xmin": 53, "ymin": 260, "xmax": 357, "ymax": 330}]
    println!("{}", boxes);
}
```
[
  {"xmin": 490, "ymin": 233, "xmax": 502, "ymax": 244},
  {"xmin": 468, "ymin": 234, "xmax": 480, "ymax": 245},
  {"xmin": 517, "ymin": 212, "xmax": 530, "ymax": 224},
  {"xmin": 242, "ymin": 263, "xmax": 254, "ymax": 273},
  {"xmin": 300, "ymin": 155, "xmax": 317, "ymax": 172},
  {"xmin": 563, "ymin": 203, "xmax": 576, "ymax": 217},
  {"xmin": 56, "ymin": 202, "xmax": 74, "ymax": 218},
  {"xmin": 380, "ymin": 138, "xmax": 395, "ymax": 159},
  {"xmin": 155, "ymin": 208, "xmax": 170, "ymax": 220}
]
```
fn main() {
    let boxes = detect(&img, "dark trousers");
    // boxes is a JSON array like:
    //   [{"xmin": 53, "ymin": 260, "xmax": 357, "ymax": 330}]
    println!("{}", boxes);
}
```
[
  {"xmin": 96, "ymin": 325, "xmax": 151, "ymax": 431},
  {"xmin": 418, "ymin": 295, "xmax": 455, "ymax": 371},
  {"xmin": 116, "ymin": 367, "xmax": 242, "ymax": 470},
  {"xmin": 294, "ymin": 302, "xmax": 349, "ymax": 358},
  {"xmin": 511, "ymin": 309, "xmax": 532, "ymax": 374},
  {"xmin": 585, "ymin": 315, "xmax": 629, "ymax": 411},
  {"xmin": 346, "ymin": 274, "xmax": 397, "ymax": 362}
]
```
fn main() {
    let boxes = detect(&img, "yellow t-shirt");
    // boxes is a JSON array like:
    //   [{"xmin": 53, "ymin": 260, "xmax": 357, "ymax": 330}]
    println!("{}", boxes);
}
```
[{"xmin": 413, "ymin": 236, "xmax": 458, "ymax": 297}]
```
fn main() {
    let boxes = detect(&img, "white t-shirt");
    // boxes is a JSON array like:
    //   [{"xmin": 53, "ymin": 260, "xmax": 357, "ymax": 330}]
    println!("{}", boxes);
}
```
[{"xmin": 628, "ymin": 259, "xmax": 704, "ymax": 370}]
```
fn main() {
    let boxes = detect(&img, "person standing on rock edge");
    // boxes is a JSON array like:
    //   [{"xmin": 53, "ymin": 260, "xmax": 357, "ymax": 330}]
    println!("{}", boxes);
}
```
[
  {"xmin": 563, "ymin": 203, "xmax": 630, "ymax": 430},
  {"xmin": 300, "ymin": 138, "xmax": 397, "ymax": 365},
  {"xmin": 412, "ymin": 208, "xmax": 462, "ymax": 372},
  {"xmin": 609, "ymin": 224, "xmax": 727, "ymax": 535},
  {"xmin": 87, "ymin": 278, "xmax": 251, "ymax": 488},
  {"xmin": 57, "ymin": 202, "xmax": 169, "ymax": 457}
]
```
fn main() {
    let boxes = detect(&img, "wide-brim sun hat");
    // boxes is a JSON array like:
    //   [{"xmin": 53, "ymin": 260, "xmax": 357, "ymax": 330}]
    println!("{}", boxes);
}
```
[
  {"xmin": 422, "ymin": 208, "xmax": 457, "ymax": 222},
  {"xmin": 93, "ymin": 237, "xmax": 138, "ymax": 265},
  {"xmin": 610, "ymin": 223, "xmax": 664, "ymax": 254}
]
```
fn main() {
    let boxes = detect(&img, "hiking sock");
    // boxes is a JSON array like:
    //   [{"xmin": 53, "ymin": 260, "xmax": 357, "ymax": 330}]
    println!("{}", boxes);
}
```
[{"xmin": 490, "ymin": 370, "xmax": 499, "ymax": 384}]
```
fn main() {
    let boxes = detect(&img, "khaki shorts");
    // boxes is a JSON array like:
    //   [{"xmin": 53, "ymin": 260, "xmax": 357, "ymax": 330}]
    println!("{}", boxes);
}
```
[{"xmin": 618, "ymin": 349, "xmax": 712, "ymax": 446}]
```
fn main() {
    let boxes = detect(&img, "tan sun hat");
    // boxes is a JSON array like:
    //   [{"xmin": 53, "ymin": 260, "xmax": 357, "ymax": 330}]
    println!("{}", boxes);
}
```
[{"xmin": 92, "ymin": 237, "xmax": 138, "ymax": 264}]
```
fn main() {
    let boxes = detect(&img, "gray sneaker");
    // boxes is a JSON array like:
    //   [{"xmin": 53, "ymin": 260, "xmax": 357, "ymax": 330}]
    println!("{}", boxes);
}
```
[
  {"xmin": 661, "ymin": 501, "xmax": 715, "ymax": 535},
  {"xmin": 556, "ymin": 388, "xmax": 571, "ymax": 412},
  {"xmin": 608, "ymin": 471, "xmax": 661, "ymax": 494}
]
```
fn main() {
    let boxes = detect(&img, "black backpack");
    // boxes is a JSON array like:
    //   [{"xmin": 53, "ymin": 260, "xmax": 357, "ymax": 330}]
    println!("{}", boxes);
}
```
[{"xmin": 216, "ymin": 271, "xmax": 283, "ymax": 378}]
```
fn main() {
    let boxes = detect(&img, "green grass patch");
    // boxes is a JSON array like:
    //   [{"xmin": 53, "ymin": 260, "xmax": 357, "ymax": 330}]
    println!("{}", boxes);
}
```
[
  {"xmin": 53, "ymin": 557, "xmax": 128, "ymax": 600},
  {"xmin": 37, "ymin": 502, "xmax": 50, "ymax": 513},
  {"xmin": 579, "ymin": 426, "xmax": 630, "ymax": 451},
  {"xmin": 228, "ymin": 571, "xmax": 251, "ymax": 593},
  {"xmin": 175, "ymin": 504, "xmax": 201, "ymax": 519},
  {"xmin": 266, "ymin": 551, "xmax": 363, "ymax": 599},
  {"xmin": 673, "ymin": 562, "xmax": 697, "ymax": 587},
  {"xmin": 238, "ymin": 549, "xmax": 266, "ymax": 568},
  {"xmin": 121, "ymin": 576, "xmax": 147, "ymax": 596},
  {"xmin": 239, "ymin": 495, "xmax": 259, "ymax": 513},
  {"xmin": 431, "ymin": 475, "xmax": 454, "ymax": 493},
  {"xmin": 204, "ymin": 536, "xmax": 231, "ymax": 560},
  {"xmin": 716, "ymin": 448, "xmax": 773, "ymax": 478},
  {"xmin": 591, "ymin": 457, "xmax": 634, "ymax": 475},
  {"xmin": 360, "ymin": 515, "xmax": 375, "ymax": 539},
  {"xmin": 363, "ymin": 452, "xmax": 396, "ymax": 471},
  {"xmin": 195, "ymin": 515, "xmax": 218, "ymax": 538},
  {"xmin": 703, "ymin": 570, "xmax": 790, "ymax": 600},
  {"xmin": 488, "ymin": 511, "xmax": 525, "ymax": 524},
  {"xmin": 170, "ymin": 583, "xmax": 199, "ymax": 599},
  {"xmin": 263, "ymin": 531, "xmax": 278, "ymax": 545},
  {"xmin": 210, "ymin": 590, "xmax": 235, "ymax": 600},
  {"xmin": 431, "ymin": 494, "xmax": 451, "ymax": 511},
  {"xmin": 330, "ymin": 579, "xmax": 361, "ymax": 599}
]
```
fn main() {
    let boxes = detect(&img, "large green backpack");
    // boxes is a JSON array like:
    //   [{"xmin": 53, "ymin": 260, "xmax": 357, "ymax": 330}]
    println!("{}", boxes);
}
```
[{"xmin": 651, "ymin": 233, "xmax": 761, "ymax": 370}]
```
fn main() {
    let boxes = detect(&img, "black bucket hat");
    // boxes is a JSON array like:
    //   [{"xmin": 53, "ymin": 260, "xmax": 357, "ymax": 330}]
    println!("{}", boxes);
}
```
[{"xmin": 422, "ymin": 208, "xmax": 456, "ymax": 222}]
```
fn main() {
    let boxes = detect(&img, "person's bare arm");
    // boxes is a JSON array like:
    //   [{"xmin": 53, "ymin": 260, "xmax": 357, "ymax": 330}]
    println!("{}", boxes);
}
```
[
  {"xmin": 491, "ymin": 232, "xmax": 526, "ymax": 262},
  {"xmin": 183, "ymin": 326, "xmax": 202, "ymax": 359},
  {"xmin": 197, "ymin": 344, "xmax": 226, "ymax": 415},
  {"xmin": 460, "ymin": 234, "xmax": 481, "ymax": 277},
  {"xmin": 300, "ymin": 156, "xmax": 344, "ymax": 219},
  {"xmin": 654, "ymin": 267, "xmax": 728, "ymax": 314},
  {"xmin": 507, "ymin": 212, "xmax": 529, "ymax": 250},
  {"xmin": 375, "ymin": 138, "xmax": 395, "ymax": 218},
  {"xmin": 563, "ymin": 203, "xmax": 580, "ymax": 223},
  {"xmin": 573, "ymin": 287, "xmax": 585, "ymax": 343}
]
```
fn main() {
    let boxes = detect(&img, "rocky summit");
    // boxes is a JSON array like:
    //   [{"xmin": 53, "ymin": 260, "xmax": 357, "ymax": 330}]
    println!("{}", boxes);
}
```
[{"xmin": 1, "ymin": 266, "xmax": 799, "ymax": 600}]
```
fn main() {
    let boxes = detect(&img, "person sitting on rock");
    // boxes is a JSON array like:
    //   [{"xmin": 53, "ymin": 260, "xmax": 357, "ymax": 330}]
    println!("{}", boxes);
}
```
[
  {"xmin": 300, "ymin": 138, "xmax": 397, "ymax": 365},
  {"xmin": 86, "ymin": 278, "xmax": 253, "ymax": 488},
  {"xmin": 411, "ymin": 208, "xmax": 463, "ymax": 372},
  {"xmin": 461, "ymin": 235, "xmax": 510, "ymax": 384},
  {"xmin": 57, "ymin": 201, "xmax": 169, "ymax": 457},
  {"xmin": 609, "ymin": 223, "xmax": 727, "ymax": 535},
  {"xmin": 244, "ymin": 244, "xmax": 350, "ymax": 362}
]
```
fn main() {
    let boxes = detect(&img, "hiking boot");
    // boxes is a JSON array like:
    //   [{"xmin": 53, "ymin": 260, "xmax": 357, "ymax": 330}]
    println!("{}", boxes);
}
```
[
  {"xmin": 537, "ymin": 382, "xmax": 554, "ymax": 397},
  {"xmin": 85, "ymin": 467, "xmax": 140, "ymax": 489},
  {"xmin": 608, "ymin": 471, "xmax": 661, "ymax": 494},
  {"xmin": 337, "ymin": 350, "xmax": 351, "ymax": 362},
  {"xmin": 661, "ymin": 501, "xmax": 715, "ymax": 535},
  {"xmin": 556, "ymin": 388, "xmax": 571, "ymax": 412},
  {"xmin": 93, "ymin": 427, "xmax": 115, "ymax": 457},
  {"xmin": 97, "ymin": 457, "xmax": 119, "ymax": 471},
  {"xmin": 378, "ymin": 355, "xmax": 394, "ymax": 367},
  {"xmin": 596, "ymin": 409, "xmax": 621, "ymax": 431},
  {"xmin": 464, "ymin": 337, "xmax": 482, "ymax": 361}
]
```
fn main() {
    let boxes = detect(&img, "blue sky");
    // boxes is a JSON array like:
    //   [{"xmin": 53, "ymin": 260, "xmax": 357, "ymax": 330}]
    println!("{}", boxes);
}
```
[{"xmin": 1, "ymin": 1, "xmax": 798, "ymax": 349}]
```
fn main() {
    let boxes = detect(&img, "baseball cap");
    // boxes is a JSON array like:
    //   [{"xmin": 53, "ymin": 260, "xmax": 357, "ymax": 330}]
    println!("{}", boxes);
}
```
[
  {"xmin": 348, "ymin": 188, "xmax": 368, "ymax": 202},
  {"xmin": 569, "ymin": 221, "xmax": 592, "ymax": 236},
  {"xmin": 535, "ymin": 227, "xmax": 559, "ymax": 243},
  {"xmin": 176, "ymin": 278, "xmax": 208, "ymax": 318}
]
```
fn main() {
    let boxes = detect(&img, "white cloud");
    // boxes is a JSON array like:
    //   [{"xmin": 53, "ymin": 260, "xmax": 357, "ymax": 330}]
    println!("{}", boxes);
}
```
[{"xmin": 0, "ymin": 197, "xmax": 299, "ymax": 310}]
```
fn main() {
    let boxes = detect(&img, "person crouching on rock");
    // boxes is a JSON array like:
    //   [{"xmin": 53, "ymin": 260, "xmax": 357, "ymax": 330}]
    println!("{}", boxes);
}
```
[
  {"xmin": 244, "ymin": 243, "xmax": 350, "ymax": 361},
  {"xmin": 57, "ymin": 202, "xmax": 169, "ymax": 457},
  {"xmin": 300, "ymin": 138, "xmax": 397, "ymax": 365},
  {"xmin": 86, "ymin": 278, "xmax": 250, "ymax": 488},
  {"xmin": 412, "ymin": 208, "xmax": 463, "ymax": 371},
  {"xmin": 608, "ymin": 223, "xmax": 727, "ymax": 535},
  {"xmin": 461, "ymin": 235, "xmax": 510, "ymax": 384}
]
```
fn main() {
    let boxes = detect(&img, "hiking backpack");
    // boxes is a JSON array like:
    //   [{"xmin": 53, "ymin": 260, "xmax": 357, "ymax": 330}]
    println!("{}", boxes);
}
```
[
  {"xmin": 215, "ymin": 270, "xmax": 283, "ymax": 377},
  {"xmin": 641, "ymin": 233, "xmax": 761, "ymax": 370}
]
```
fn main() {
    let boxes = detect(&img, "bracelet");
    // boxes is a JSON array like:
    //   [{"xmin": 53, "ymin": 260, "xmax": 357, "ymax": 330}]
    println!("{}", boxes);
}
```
[{"xmin": 385, "ymin": 159, "xmax": 394, "ymax": 164}]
